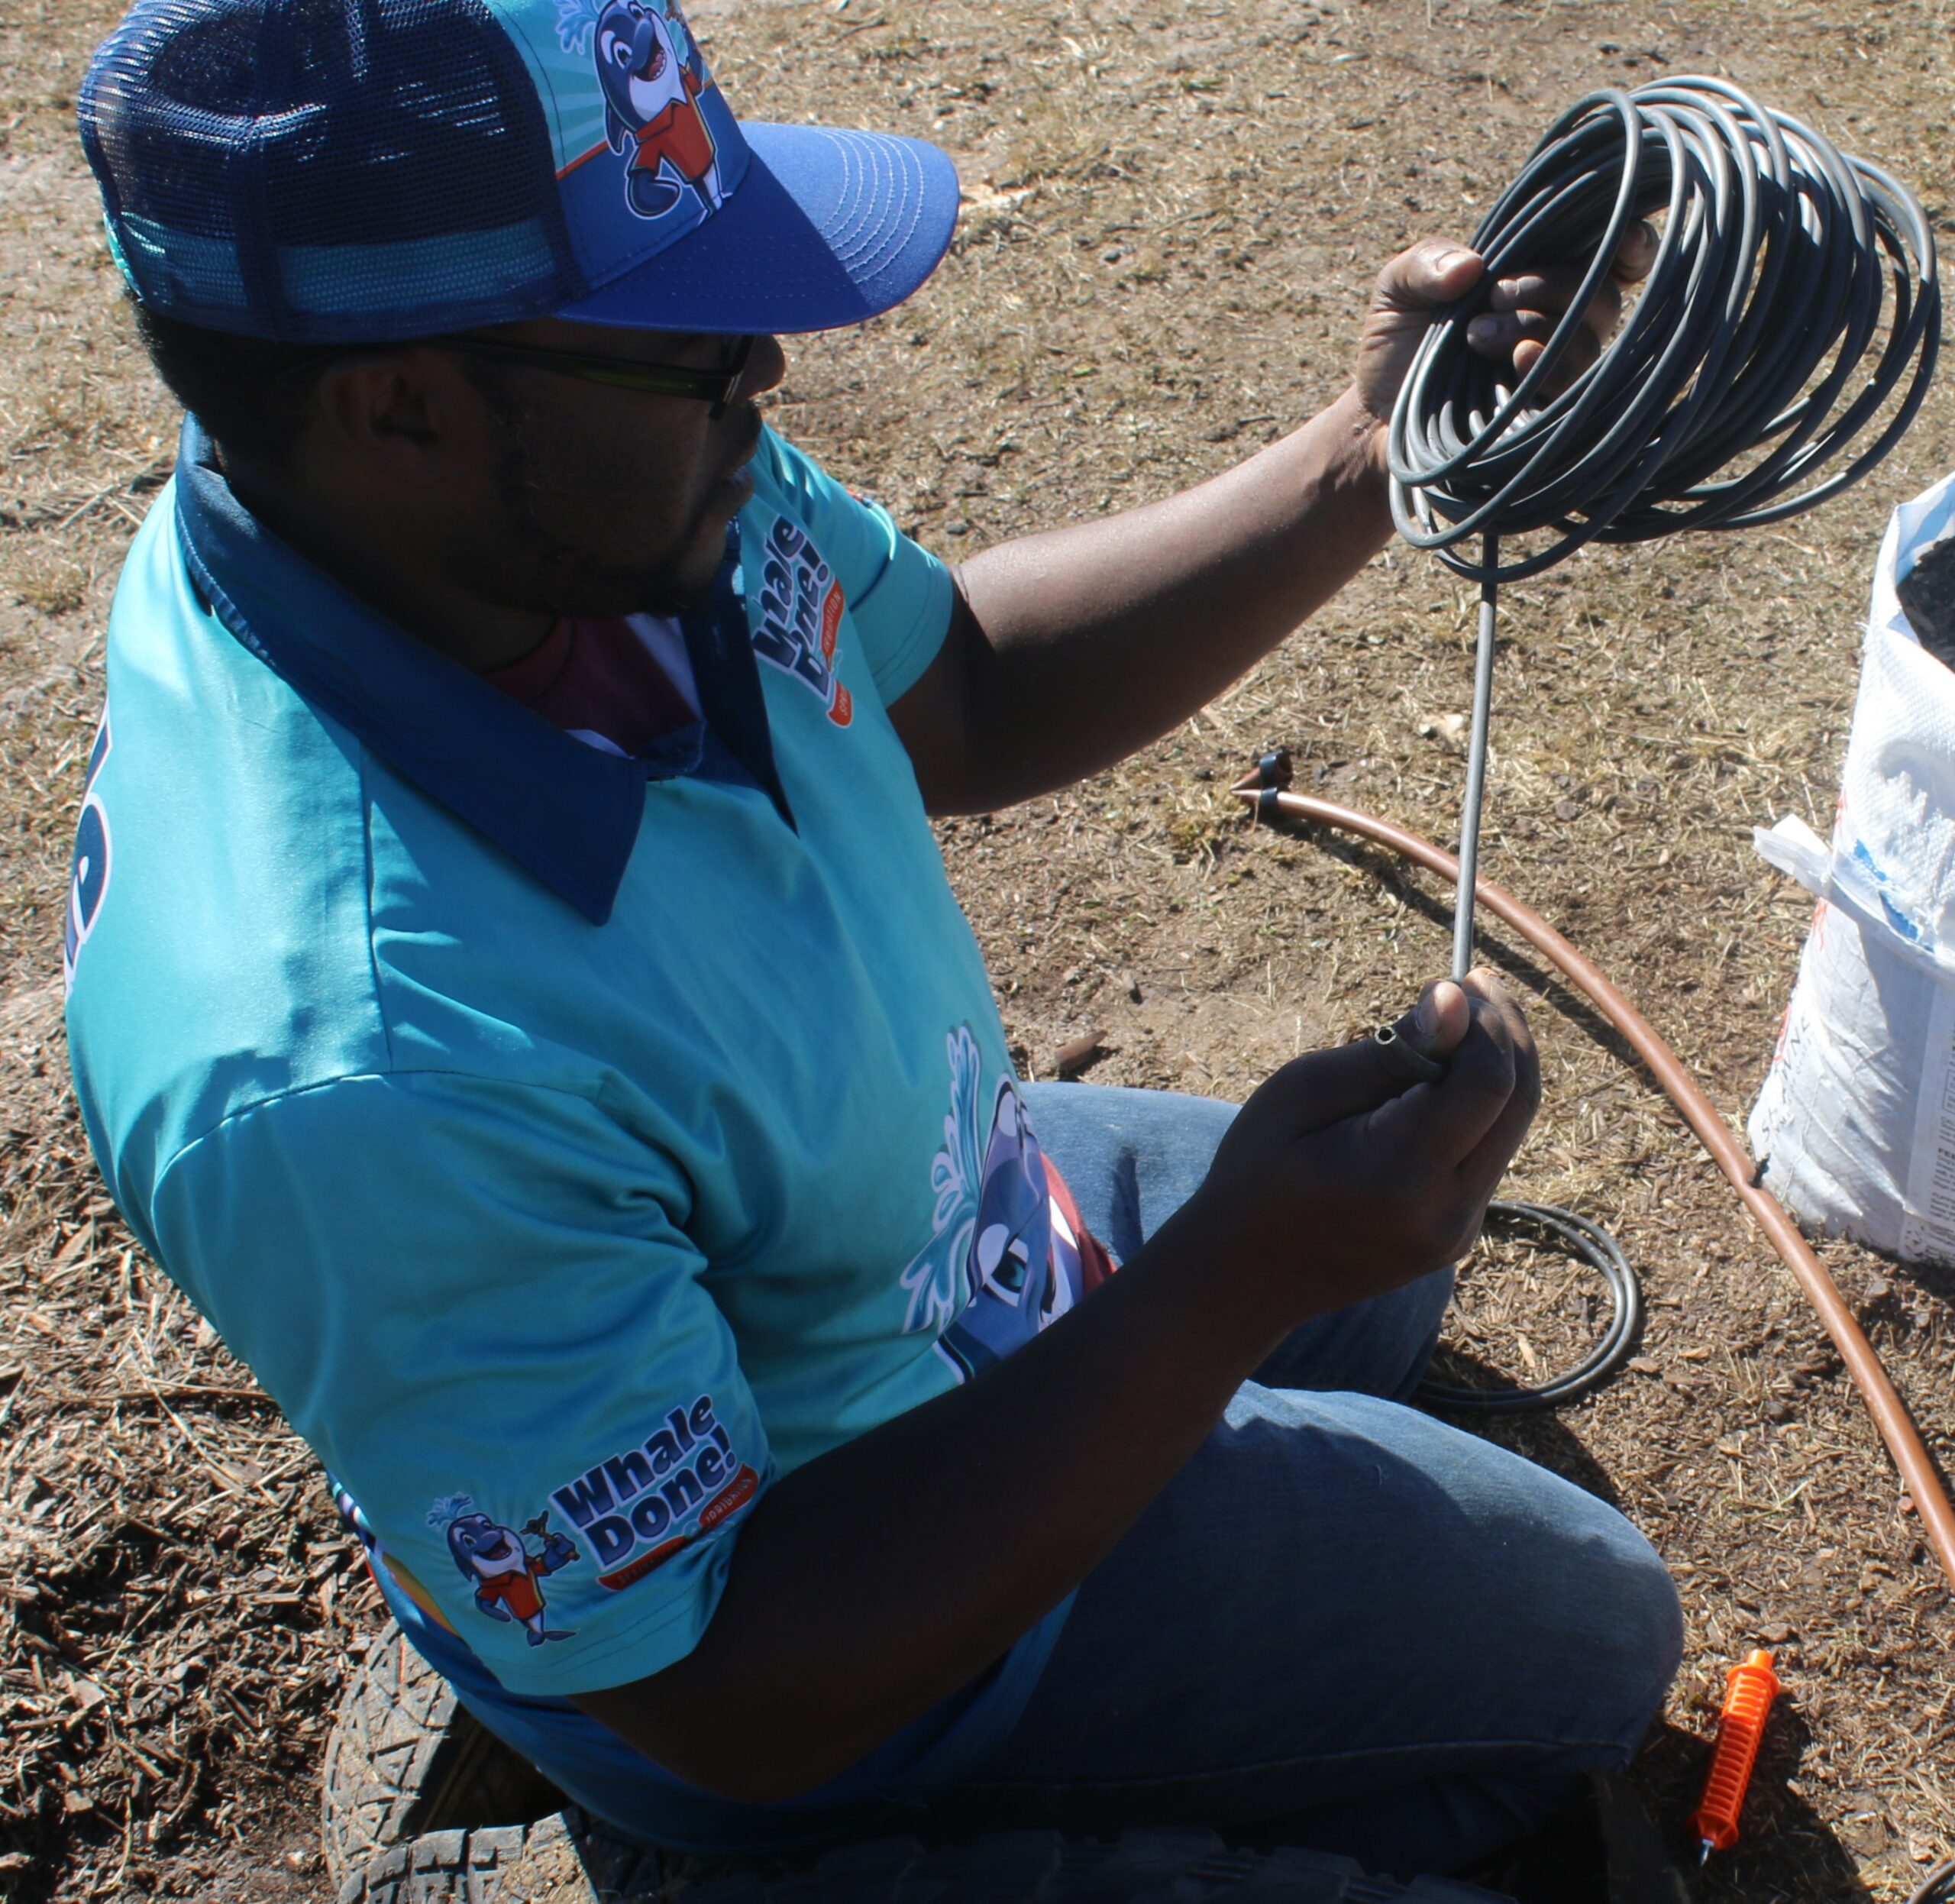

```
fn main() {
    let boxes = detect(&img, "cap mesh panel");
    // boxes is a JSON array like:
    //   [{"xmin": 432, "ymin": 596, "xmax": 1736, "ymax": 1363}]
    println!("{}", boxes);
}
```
[{"xmin": 79, "ymin": 0, "xmax": 583, "ymax": 338}]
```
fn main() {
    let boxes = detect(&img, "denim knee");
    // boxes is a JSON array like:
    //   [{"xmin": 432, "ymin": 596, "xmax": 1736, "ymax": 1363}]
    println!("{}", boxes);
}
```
[{"xmin": 1587, "ymin": 1522, "xmax": 1685, "ymax": 1762}]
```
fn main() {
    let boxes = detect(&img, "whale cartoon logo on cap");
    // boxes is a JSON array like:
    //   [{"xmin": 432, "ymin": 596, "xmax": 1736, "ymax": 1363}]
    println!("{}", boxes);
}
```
[{"xmin": 557, "ymin": 0, "xmax": 722, "ymax": 221}]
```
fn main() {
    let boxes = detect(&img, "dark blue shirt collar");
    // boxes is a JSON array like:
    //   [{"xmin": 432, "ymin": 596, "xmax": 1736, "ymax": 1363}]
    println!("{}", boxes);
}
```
[{"xmin": 171, "ymin": 418, "xmax": 791, "ymax": 926}]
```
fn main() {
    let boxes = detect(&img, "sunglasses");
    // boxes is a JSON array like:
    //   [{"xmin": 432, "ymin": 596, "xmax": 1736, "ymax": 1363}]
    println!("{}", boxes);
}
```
[
  {"xmin": 280, "ymin": 332, "xmax": 757, "ymax": 419},
  {"xmin": 431, "ymin": 332, "xmax": 757, "ymax": 418}
]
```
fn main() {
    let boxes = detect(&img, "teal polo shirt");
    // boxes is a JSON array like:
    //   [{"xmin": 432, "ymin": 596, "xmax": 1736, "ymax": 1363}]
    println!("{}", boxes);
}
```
[{"xmin": 64, "ymin": 418, "xmax": 1091, "ymax": 1840}]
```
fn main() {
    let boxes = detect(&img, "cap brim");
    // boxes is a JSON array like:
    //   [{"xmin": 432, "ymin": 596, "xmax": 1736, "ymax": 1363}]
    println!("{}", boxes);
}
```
[{"xmin": 554, "ymin": 121, "xmax": 958, "ymax": 335}]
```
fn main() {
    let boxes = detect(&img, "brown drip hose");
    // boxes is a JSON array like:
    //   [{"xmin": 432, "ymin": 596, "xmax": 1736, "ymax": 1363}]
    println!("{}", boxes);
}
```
[{"xmin": 1233, "ymin": 763, "xmax": 1955, "ymax": 1600}]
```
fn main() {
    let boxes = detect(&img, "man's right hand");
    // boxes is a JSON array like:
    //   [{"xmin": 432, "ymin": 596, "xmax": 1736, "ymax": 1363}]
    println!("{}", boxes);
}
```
[{"xmin": 1183, "ymin": 969, "xmax": 1540, "ymax": 1331}]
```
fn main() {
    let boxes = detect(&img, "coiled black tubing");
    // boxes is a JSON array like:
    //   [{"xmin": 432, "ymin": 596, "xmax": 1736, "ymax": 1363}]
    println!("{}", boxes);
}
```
[
  {"xmin": 1388, "ymin": 74, "xmax": 1940, "ymax": 584},
  {"xmin": 1368, "ymin": 78, "xmax": 1938, "ymax": 1408},
  {"xmin": 1414, "ymin": 1201, "xmax": 1642, "ymax": 1413}
]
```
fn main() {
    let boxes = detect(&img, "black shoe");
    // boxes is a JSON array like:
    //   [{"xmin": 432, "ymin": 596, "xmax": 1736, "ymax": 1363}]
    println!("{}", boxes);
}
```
[{"xmin": 1465, "ymin": 1773, "xmax": 1691, "ymax": 1904}]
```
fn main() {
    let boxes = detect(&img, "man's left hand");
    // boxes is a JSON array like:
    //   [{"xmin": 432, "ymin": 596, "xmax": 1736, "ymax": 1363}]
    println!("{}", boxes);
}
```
[{"xmin": 1349, "ymin": 225, "xmax": 1659, "ymax": 444}]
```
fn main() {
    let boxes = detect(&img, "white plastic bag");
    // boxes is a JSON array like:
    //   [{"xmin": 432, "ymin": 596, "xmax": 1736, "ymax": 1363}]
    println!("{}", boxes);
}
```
[{"xmin": 1750, "ymin": 468, "xmax": 1955, "ymax": 1264}]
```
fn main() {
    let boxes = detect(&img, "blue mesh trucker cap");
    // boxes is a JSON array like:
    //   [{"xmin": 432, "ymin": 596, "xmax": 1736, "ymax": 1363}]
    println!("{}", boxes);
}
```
[{"xmin": 77, "ymin": 0, "xmax": 961, "ymax": 341}]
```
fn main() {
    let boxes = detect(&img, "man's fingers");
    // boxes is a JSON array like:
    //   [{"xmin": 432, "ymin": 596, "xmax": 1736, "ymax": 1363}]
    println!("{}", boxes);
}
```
[
  {"xmin": 1371, "ymin": 968, "xmax": 1539, "ymax": 1182},
  {"xmin": 1372, "ymin": 238, "xmax": 1485, "ymax": 316},
  {"xmin": 1367, "ymin": 227, "xmax": 1650, "ymax": 330},
  {"xmin": 1401, "ymin": 977, "xmax": 1470, "ymax": 1062},
  {"xmin": 1449, "ymin": 970, "xmax": 1542, "ymax": 1191},
  {"xmin": 1471, "ymin": 265, "xmax": 1623, "ymax": 387},
  {"xmin": 1453, "ymin": 1067, "xmax": 1540, "ymax": 1209},
  {"xmin": 1518, "ymin": 327, "xmax": 1603, "ymax": 385},
  {"xmin": 1352, "ymin": 236, "xmax": 1488, "ymax": 428},
  {"xmin": 1484, "ymin": 268, "xmax": 1605, "ymax": 317},
  {"xmin": 1374, "ymin": 978, "xmax": 1472, "ymax": 1088},
  {"xmin": 1364, "ymin": 983, "xmax": 1522, "ymax": 1170},
  {"xmin": 1266, "ymin": 1026, "xmax": 1452, "ymax": 1134},
  {"xmin": 1467, "ymin": 307, "xmax": 1558, "ymax": 354},
  {"xmin": 1460, "ymin": 968, "xmax": 1539, "ymax": 1088},
  {"xmin": 1482, "ymin": 224, "xmax": 1656, "ymax": 305},
  {"xmin": 1476, "ymin": 270, "xmax": 1624, "ymax": 342},
  {"xmin": 1485, "ymin": 322, "xmax": 1595, "ymax": 385},
  {"xmin": 1261, "ymin": 976, "xmax": 1472, "ymax": 1133},
  {"xmin": 1614, "ymin": 218, "xmax": 1659, "ymax": 283}
]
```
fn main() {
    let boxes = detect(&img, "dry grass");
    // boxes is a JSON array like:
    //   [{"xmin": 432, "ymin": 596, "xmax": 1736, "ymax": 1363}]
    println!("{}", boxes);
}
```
[{"xmin": 4, "ymin": 0, "xmax": 1955, "ymax": 1896}]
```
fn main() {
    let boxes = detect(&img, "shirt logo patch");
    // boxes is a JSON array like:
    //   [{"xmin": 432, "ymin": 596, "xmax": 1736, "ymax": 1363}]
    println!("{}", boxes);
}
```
[
  {"xmin": 548, "ymin": 1394, "xmax": 759, "ymax": 1591},
  {"xmin": 426, "ymin": 1495, "xmax": 579, "ymax": 1646},
  {"xmin": 898, "ymin": 1026, "xmax": 1088, "ymax": 1383},
  {"xmin": 63, "ymin": 706, "xmax": 112, "ymax": 996},
  {"xmin": 753, "ymin": 513, "xmax": 853, "ymax": 727}
]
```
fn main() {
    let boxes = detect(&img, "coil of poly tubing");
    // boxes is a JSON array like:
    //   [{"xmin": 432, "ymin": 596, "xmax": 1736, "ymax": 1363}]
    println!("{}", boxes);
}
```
[
  {"xmin": 1414, "ymin": 1199, "xmax": 1643, "ymax": 1414},
  {"xmin": 1385, "ymin": 73, "xmax": 1936, "ymax": 984},
  {"xmin": 1389, "ymin": 75, "xmax": 1938, "ymax": 585},
  {"xmin": 1371, "ymin": 75, "xmax": 1937, "ymax": 1406}
]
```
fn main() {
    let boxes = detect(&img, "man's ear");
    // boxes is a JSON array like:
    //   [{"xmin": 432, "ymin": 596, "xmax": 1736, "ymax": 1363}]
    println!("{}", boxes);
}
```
[{"xmin": 310, "ymin": 349, "xmax": 475, "ymax": 487}]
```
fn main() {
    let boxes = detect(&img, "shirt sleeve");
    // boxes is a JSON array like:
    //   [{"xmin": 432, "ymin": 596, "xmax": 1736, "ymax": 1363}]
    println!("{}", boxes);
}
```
[
  {"xmin": 147, "ymin": 1070, "xmax": 773, "ymax": 1697},
  {"xmin": 751, "ymin": 428, "xmax": 955, "ymax": 707}
]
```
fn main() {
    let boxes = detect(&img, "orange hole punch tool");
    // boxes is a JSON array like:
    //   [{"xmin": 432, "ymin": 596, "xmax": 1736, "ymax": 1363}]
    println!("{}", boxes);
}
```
[{"xmin": 1692, "ymin": 1648, "xmax": 1782, "ymax": 1863}]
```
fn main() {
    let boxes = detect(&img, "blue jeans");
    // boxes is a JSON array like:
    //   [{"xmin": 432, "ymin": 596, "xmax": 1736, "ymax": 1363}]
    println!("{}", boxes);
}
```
[
  {"xmin": 389, "ymin": 1085, "xmax": 1680, "ymax": 1876},
  {"xmin": 916, "ymin": 1084, "xmax": 1683, "ymax": 1877}
]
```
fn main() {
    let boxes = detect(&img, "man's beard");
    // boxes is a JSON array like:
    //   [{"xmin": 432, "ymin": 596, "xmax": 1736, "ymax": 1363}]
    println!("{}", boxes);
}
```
[{"xmin": 454, "ymin": 367, "xmax": 730, "ymax": 620}]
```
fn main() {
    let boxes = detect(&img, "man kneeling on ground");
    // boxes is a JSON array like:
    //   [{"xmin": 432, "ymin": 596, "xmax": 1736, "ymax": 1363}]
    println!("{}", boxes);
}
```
[{"xmin": 66, "ymin": 0, "xmax": 1679, "ymax": 1871}]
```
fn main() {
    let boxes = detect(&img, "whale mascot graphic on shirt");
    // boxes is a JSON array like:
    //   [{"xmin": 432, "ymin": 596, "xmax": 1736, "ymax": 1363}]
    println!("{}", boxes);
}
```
[
  {"xmin": 560, "ymin": 0, "xmax": 722, "ymax": 221},
  {"xmin": 428, "ymin": 1496, "xmax": 579, "ymax": 1646},
  {"xmin": 900, "ymin": 1027, "xmax": 1100, "ymax": 1382}
]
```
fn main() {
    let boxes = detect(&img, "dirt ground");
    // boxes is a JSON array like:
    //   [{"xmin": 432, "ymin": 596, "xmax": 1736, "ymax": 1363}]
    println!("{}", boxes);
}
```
[{"xmin": 3, "ymin": 0, "xmax": 1954, "ymax": 1897}]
